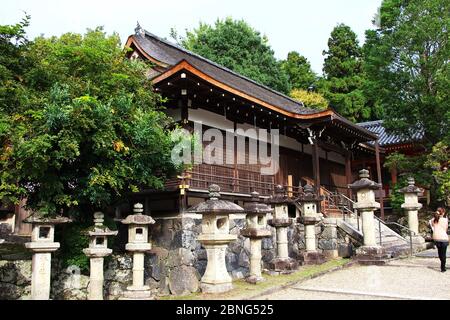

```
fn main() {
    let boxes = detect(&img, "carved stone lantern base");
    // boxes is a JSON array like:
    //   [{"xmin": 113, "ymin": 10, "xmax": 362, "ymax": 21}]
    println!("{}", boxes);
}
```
[
  {"xmin": 355, "ymin": 246, "xmax": 389, "ymax": 265},
  {"xmin": 298, "ymin": 251, "xmax": 326, "ymax": 266},
  {"xmin": 266, "ymin": 257, "xmax": 299, "ymax": 274},
  {"xmin": 121, "ymin": 286, "xmax": 153, "ymax": 300},
  {"xmin": 201, "ymin": 282, "xmax": 233, "ymax": 294},
  {"xmin": 246, "ymin": 275, "xmax": 266, "ymax": 284}
]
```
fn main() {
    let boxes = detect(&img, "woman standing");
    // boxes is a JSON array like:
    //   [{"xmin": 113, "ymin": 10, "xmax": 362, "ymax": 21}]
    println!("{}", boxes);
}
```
[{"xmin": 430, "ymin": 208, "xmax": 449, "ymax": 272}]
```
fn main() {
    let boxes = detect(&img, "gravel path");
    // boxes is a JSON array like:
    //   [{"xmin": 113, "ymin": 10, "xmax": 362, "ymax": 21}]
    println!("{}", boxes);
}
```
[{"xmin": 257, "ymin": 254, "xmax": 450, "ymax": 300}]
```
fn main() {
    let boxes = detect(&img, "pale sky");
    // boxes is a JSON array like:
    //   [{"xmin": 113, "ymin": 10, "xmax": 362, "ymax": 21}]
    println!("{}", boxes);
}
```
[{"xmin": 2, "ymin": 0, "xmax": 382, "ymax": 74}]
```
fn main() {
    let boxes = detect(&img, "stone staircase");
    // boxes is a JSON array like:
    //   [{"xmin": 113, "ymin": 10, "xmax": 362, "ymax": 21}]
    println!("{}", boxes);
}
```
[
  {"xmin": 294, "ymin": 183, "xmax": 426, "ymax": 263},
  {"xmin": 338, "ymin": 217, "xmax": 413, "ymax": 261}
]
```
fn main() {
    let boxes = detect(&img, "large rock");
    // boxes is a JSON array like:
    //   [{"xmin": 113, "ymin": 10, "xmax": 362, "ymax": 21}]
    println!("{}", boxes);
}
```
[
  {"xmin": 172, "ymin": 230, "xmax": 198, "ymax": 250},
  {"xmin": 52, "ymin": 267, "xmax": 89, "ymax": 300},
  {"xmin": 225, "ymin": 251, "xmax": 239, "ymax": 271},
  {"xmin": 262, "ymin": 237, "xmax": 274, "ymax": 250},
  {"xmin": 238, "ymin": 250, "xmax": 249, "ymax": 268},
  {"xmin": 167, "ymin": 248, "xmax": 194, "ymax": 267},
  {"xmin": 105, "ymin": 268, "xmax": 131, "ymax": 283},
  {"xmin": 231, "ymin": 267, "xmax": 248, "ymax": 279},
  {"xmin": 0, "ymin": 260, "xmax": 31, "ymax": 286},
  {"xmin": 105, "ymin": 281, "xmax": 126, "ymax": 300},
  {"xmin": 194, "ymin": 260, "xmax": 207, "ymax": 277},
  {"xmin": 0, "ymin": 282, "xmax": 22, "ymax": 300},
  {"xmin": 168, "ymin": 266, "xmax": 199, "ymax": 296}
]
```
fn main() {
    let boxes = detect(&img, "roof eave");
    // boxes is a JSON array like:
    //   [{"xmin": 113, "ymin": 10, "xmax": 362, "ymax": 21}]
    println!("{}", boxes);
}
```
[{"xmin": 151, "ymin": 59, "xmax": 335, "ymax": 121}]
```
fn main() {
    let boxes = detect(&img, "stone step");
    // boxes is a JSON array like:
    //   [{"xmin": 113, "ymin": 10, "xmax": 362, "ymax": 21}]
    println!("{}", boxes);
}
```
[{"xmin": 357, "ymin": 259, "xmax": 390, "ymax": 266}]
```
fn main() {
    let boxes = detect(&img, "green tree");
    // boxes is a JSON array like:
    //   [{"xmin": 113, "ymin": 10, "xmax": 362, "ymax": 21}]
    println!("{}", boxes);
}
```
[
  {"xmin": 290, "ymin": 88, "xmax": 328, "ymax": 111},
  {"xmin": 0, "ymin": 22, "xmax": 180, "ymax": 218},
  {"xmin": 281, "ymin": 51, "xmax": 317, "ymax": 90},
  {"xmin": 364, "ymin": 0, "xmax": 449, "ymax": 149},
  {"xmin": 320, "ymin": 24, "xmax": 370, "ymax": 122},
  {"xmin": 176, "ymin": 17, "xmax": 290, "ymax": 94},
  {"xmin": 365, "ymin": 0, "xmax": 449, "ymax": 206}
]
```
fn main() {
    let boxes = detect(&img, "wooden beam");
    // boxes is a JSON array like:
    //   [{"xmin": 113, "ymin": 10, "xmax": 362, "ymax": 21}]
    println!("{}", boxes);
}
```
[
  {"xmin": 312, "ymin": 138, "xmax": 321, "ymax": 196},
  {"xmin": 375, "ymin": 141, "xmax": 385, "ymax": 220},
  {"xmin": 345, "ymin": 152, "xmax": 353, "ymax": 198},
  {"xmin": 152, "ymin": 60, "xmax": 335, "ymax": 120},
  {"xmin": 318, "ymin": 140, "xmax": 348, "ymax": 156}
]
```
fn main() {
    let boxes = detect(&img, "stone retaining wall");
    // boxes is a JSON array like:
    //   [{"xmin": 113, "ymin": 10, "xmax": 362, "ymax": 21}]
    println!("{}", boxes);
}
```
[{"xmin": 0, "ymin": 215, "xmax": 348, "ymax": 300}]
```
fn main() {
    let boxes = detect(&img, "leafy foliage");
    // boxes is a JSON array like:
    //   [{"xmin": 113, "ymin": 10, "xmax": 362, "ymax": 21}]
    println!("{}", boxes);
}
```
[
  {"xmin": 0, "ymin": 22, "xmax": 180, "ymax": 217},
  {"xmin": 364, "ymin": 0, "xmax": 449, "ymax": 149},
  {"xmin": 56, "ymin": 215, "xmax": 118, "ymax": 272},
  {"xmin": 289, "ymin": 89, "xmax": 328, "ymax": 111},
  {"xmin": 281, "ymin": 51, "xmax": 317, "ymax": 90},
  {"xmin": 320, "ymin": 24, "xmax": 371, "ymax": 122},
  {"xmin": 176, "ymin": 17, "xmax": 290, "ymax": 94},
  {"xmin": 425, "ymin": 142, "xmax": 450, "ymax": 206}
]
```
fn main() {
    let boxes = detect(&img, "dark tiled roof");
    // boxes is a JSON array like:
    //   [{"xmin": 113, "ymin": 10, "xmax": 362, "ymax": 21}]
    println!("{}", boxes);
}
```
[
  {"xmin": 357, "ymin": 120, "xmax": 424, "ymax": 146},
  {"xmin": 133, "ymin": 30, "xmax": 318, "ymax": 115}
]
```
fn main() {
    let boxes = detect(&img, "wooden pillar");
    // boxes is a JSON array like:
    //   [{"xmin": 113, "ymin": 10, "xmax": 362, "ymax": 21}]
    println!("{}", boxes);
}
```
[
  {"xmin": 375, "ymin": 141, "xmax": 385, "ymax": 220},
  {"xmin": 14, "ymin": 199, "xmax": 32, "ymax": 236},
  {"xmin": 312, "ymin": 138, "xmax": 321, "ymax": 196},
  {"xmin": 345, "ymin": 152, "xmax": 353, "ymax": 198},
  {"xmin": 390, "ymin": 167, "xmax": 398, "ymax": 185},
  {"xmin": 233, "ymin": 121, "xmax": 238, "ymax": 193},
  {"xmin": 180, "ymin": 97, "xmax": 189, "ymax": 129},
  {"xmin": 287, "ymin": 175, "xmax": 293, "ymax": 198}
]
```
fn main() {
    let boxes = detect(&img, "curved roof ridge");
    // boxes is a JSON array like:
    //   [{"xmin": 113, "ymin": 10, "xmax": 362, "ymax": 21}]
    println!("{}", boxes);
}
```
[
  {"xmin": 358, "ymin": 119, "xmax": 384, "ymax": 127},
  {"xmin": 141, "ymin": 29, "xmax": 314, "ymax": 113}
]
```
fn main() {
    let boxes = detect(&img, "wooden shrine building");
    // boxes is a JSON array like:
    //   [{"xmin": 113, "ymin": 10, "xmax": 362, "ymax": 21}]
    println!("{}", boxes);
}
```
[{"xmin": 123, "ymin": 26, "xmax": 386, "ymax": 219}]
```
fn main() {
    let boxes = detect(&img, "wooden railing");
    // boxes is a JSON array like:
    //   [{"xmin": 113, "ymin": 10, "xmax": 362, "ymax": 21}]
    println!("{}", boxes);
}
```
[
  {"xmin": 186, "ymin": 164, "xmax": 276, "ymax": 195},
  {"xmin": 167, "ymin": 165, "xmax": 350, "ymax": 205}
]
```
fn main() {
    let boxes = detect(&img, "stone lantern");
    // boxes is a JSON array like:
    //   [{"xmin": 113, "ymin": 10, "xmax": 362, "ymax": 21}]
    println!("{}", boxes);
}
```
[
  {"xmin": 399, "ymin": 177, "xmax": 425, "ymax": 246},
  {"xmin": 241, "ymin": 191, "xmax": 273, "ymax": 284},
  {"xmin": 267, "ymin": 185, "xmax": 298, "ymax": 273},
  {"xmin": 297, "ymin": 184, "xmax": 326, "ymax": 265},
  {"xmin": 24, "ymin": 214, "xmax": 71, "ymax": 300},
  {"xmin": 121, "ymin": 203, "xmax": 155, "ymax": 300},
  {"xmin": 349, "ymin": 169, "xmax": 385, "ymax": 260},
  {"xmin": 188, "ymin": 184, "xmax": 244, "ymax": 293},
  {"xmin": 83, "ymin": 212, "xmax": 118, "ymax": 300}
]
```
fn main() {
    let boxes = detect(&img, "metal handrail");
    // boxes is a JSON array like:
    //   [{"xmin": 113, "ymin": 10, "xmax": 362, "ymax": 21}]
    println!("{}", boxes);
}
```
[{"xmin": 376, "ymin": 219, "xmax": 416, "ymax": 256}]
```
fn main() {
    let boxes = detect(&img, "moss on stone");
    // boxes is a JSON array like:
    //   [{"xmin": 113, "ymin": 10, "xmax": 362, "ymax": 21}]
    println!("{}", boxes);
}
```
[{"xmin": 158, "ymin": 258, "xmax": 350, "ymax": 300}]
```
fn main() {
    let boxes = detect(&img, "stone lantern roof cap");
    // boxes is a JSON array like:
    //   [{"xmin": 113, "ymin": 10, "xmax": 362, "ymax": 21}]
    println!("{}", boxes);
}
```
[
  {"xmin": 398, "ymin": 177, "xmax": 423, "ymax": 194},
  {"xmin": 243, "ymin": 191, "xmax": 274, "ymax": 214},
  {"xmin": 121, "ymin": 203, "xmax": 155, "ymax": 225},
  {"xmin": 268, "ymin": 185, "xmax": 289, "ymax": 204},
  {"xmin": 348, "ymin": 169, "xmax": 381, "ymax": 191},
  {"xmin": 187, "ymin": 184, "xmax": 244, "ymax": 214},
  {"xmin": 86, "ymin": 212, "xmax": 118, "ymax": 236},
  {"xmin": 24, "ymin": 213, "xmax": 72, "ymax": 225},
  {"xmin": 298, "ymin": 184, "xmax": 323, "ymax": 202}
]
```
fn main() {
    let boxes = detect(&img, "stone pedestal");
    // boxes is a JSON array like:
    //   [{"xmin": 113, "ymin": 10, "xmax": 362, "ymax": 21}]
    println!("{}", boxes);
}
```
[
  {"xmin": 399, "ymin": 177, "xmax": 425, "ymax": 247},
  {"xmin": 24, "ymin": 214, "xmax": 71, "ymax": 300},
  {"xmin": 241, "ymin": 191, "xmax": 272, "ymax": 284},
  {"xmin": 349, "ymin": 169, "xmax": 386, "ymax": 263},
  {"xmin": 199, "ymin": 238, "xmax": 236, "ymax": 293},
  {"xmin": 83, "ymin": 212, "xmax": 117, "ymax": 300},
  {"xmin": 321, "ymin": 218, "xmax": 339, "ymax": 259},
  {"xmin": 267, "ymin": 186, "xmax": 298, "ymax": 273},
  {"xmin": 188, "ymin": 184, "xmax": 244, "ymax": 293},
  {"xmin": 121, "ymin": 203, "xmax": 155, "ymax": 300},
  {"xmin": 296, "ymin": 184, "xmax": 326, "ymax": 265}
]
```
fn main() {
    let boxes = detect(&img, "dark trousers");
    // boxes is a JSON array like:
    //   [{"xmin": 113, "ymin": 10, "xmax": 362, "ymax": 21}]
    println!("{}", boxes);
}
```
[{"xmin": 435, "ymin": 241, "xmax": 448, "ymax": 271}]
